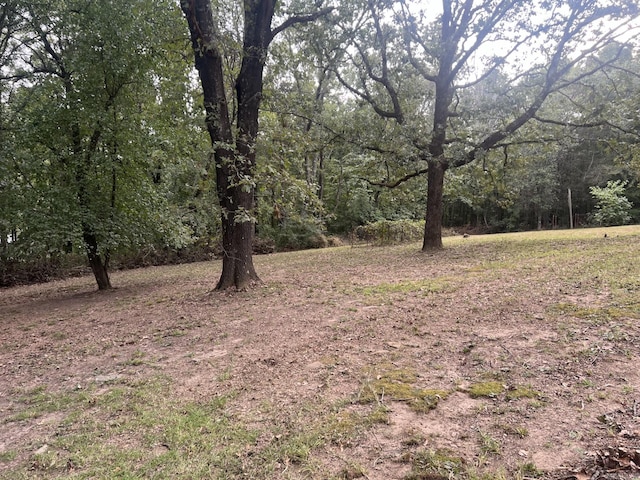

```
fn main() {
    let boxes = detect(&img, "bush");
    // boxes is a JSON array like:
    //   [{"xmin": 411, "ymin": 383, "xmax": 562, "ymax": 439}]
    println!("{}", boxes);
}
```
[
  {"xmin": 274, "ymin": 221, "xmax": 328, "ymax": 250},
  {"xmin": 351, "ymin": 220, "xmax": 425, "ymax": 246},
  {"xmin": 0, "ymin": 254, "xmax": 89, "ymax": 288},
  {"xmin": 589, "ymin": 180, "xmax": 633, "ymax": 226}
]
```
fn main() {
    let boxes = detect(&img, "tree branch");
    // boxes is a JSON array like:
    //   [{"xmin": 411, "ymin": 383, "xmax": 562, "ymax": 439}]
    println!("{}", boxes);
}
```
[
  {"xmin": 534, "ymin": 115, "xmax": 639, "ymax": 136},
  {"xmin": 270, "ymin": 7, "xmax": 333, "ymax": 40},
  {"xmin": 363, "ymin": 167, "xmax": 429, "ymax": 189}
]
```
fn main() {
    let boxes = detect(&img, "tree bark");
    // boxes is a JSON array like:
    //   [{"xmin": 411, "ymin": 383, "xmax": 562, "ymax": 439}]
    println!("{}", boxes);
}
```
[
  {"xmin": 83, "ymin": 231, "xmax": 111, "ymax": 290},
  {"xmin": 182, "ymin": 0, "xmax": 273, "ymax": 290},
  {"xmin": 183, "ymin": 0, "xmax": 329, "ymax": 289},
  {"xmin": 69, "ymin": 84, "xmax": 113, "ymax": 290},
  {"xmin": 422, "ymin": 160, "xmax": 447, "ymax": 250}
]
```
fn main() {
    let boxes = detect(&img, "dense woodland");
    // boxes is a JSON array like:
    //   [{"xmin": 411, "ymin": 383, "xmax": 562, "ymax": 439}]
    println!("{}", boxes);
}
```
[{"xmin": 1, "ymin": 0, "xmax": 639, "ymax": 289}]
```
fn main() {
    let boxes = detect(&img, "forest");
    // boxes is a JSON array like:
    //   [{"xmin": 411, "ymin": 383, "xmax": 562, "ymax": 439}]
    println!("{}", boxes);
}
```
[{"xmin": 1, "ymin": 0, "xmax": 639, "ymax": 289}]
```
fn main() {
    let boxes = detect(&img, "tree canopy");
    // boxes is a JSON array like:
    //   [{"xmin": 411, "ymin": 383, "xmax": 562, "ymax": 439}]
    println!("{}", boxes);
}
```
[{"xmin": 1, "ymin": 0, "xmax": 639, "ymax": 289}]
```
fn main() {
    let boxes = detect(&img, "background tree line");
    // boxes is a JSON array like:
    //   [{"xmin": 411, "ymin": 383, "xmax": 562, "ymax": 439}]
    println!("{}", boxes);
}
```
[{"xmin": 1, "ymin": 0, "xmax": 639, "ymax": 289}]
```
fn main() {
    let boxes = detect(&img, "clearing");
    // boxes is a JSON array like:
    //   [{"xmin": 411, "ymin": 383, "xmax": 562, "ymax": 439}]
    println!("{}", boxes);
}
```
[{"xmin": 1, "ymin": 226, "xmax": 639, "ymax": 479}]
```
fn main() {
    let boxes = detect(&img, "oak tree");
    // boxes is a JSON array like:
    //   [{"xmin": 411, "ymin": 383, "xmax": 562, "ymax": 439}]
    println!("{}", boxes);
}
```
[
  {"xmin": 329, "ymin": 0, "xmax": 639, "ymax": 248},
  {"xmin": 181, "ymin": 0, "xmax": 331, "ymax": 289}
]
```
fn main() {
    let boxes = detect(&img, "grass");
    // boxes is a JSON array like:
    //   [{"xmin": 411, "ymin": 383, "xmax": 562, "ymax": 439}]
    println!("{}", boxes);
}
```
[
  {"xmin": 2, "ymin": 377, "xmax": 260, "ymax": 479},
  {"xmin": 358, "ymin": 366, "xmax": 450, "ymax": 413},
  {"xmin": 2, "ymin": 376, "xmax": 390, "ymax": 479},
  {"xmin": 2, "ymin": 225, "xmax": 640, "ymax": 479},
  {"xmin": 359, "ymin": 278, "xmax": 453, "ymax": 297},
  {"xmin": 505, "ymin": 385, "xmax": 541, "ymax": 400},
  {"xmin": 478, "ymin": 430, "xmax": 501, "ymax": 456},
  {"xmin": 403, "ymin": 448, "xmax": 465, "ymax": 479},
  {"xmin": 4, "ymin": 386, "xmax": 88, "ymax": 424},
  {"xmin": 466, "ymin": 381, "xmax": 505, "ymax": 398}
]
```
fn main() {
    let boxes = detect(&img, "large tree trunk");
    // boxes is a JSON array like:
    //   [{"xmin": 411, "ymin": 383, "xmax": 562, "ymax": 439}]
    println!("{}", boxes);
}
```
[
  {"xmin": 216, "ymin": 186, "xmax": 260, "ymax": 290},
  {"xmin": 422, "ymin": 160, "xmax": 447, "ymax": 250}
]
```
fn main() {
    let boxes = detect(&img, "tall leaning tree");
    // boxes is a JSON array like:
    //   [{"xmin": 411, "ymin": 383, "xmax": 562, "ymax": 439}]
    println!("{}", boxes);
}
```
[
  {"xmin": 330, "ymin": 0, "xmax": 639, "ymax": 248},
  {"xmin": 181, "ymin": 0, "xmax": 331, "ymax": 290}
]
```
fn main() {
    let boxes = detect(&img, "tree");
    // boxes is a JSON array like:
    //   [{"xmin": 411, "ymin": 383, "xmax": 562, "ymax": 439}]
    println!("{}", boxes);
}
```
[
  {"xmin": 590, "ymin": 180, "xmax": 633, "ymax": 226},
  {"xmin": 0, "ymin": 0, "xmax": 24, "ymax": 254},
  {"xmin": 181, "ymin": 0, "xmax": 331, "ymax": 290},
  {"xmin": 3, "ymin": 0, "xmax": 190, "ymax": 290},
  {"xmin": 327, "ymin": 0, "xmax": 639, "ymax": 249}
]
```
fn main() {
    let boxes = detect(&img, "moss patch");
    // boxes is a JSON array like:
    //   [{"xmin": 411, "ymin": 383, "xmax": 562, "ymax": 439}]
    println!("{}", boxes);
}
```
[
  {"xmin": 466, "ymin": 381, "xmax": 505, "ymax": 398},
  {"xmin": 505, "ymin": 385, "xmax": 541, "ymax": 400},
  {"xmin": 358, "ymin": 367, "xmax": 449, "ymax": 413}
]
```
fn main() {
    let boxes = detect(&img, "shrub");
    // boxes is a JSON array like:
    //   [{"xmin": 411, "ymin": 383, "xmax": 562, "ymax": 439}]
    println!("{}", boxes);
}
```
[
  {"xmin": 589, "ymin": 180, "xmax": 633, "ymax": 226},
  {"xmin": 351, "ymin": 220, "xmax": 425, "ymax": 246}
]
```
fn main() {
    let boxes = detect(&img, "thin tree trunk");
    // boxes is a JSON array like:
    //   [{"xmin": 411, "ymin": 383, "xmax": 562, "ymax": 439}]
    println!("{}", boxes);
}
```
[
  {"xmin": 83, "ymin": 231, "xmax": 111, "ymax": 290},
  {"xmin": 318, "ymin": 150, "xmax": 325, "ymax": 200}
]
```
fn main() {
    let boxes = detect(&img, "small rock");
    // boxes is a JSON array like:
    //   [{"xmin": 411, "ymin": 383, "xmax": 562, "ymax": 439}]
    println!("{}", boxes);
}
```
[{"xmin": 35, "ymin": 444, "xmax": 49, "ymax": 455}]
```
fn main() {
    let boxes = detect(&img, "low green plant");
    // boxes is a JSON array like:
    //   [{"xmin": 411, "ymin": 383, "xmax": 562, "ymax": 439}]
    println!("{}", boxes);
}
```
[
  {"xmin": 467, "ymin": 381, "xmax": 505, "ymax": 398},
  {"xmin": 404, "ymin": 449, "xmax": 465, "ymax": 479},
  {"xmin": 478, "ymin": 431, "xmax": 501, "ymax": 456},
  {"xmin": 358, "ymin": 367, "xmax": 449, "ymax": 413}
]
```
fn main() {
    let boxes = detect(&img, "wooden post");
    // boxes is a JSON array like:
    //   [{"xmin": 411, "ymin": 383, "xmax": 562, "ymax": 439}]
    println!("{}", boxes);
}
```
[{"xmin": 568, "ymin": 188, "xmax": 574, "ymax": 229}]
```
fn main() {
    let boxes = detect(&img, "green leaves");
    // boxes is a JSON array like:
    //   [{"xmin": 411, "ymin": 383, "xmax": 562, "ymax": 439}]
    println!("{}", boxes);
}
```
[
  {"xmin": 1, "ymin": 0, "xmax": 205, "ymax": 285},
  {"xmin": 590, "ymin": 180, "xmax": 633, "ymax": 226}
]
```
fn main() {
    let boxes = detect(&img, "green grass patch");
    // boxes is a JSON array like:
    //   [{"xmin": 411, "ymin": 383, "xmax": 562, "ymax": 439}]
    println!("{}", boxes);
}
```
[
  {"xmin": 551, "ymin": 303, "xmax": 634, "ymax": 322},
  {"xmin": 0, "ymin": 450, "xmax": 16, "ymax": 463},
  {"xmin": 40, "ymin": 379, "xmax": 387, "ymax": 479},
  {"xmin": 4, "ymin": 385, "xmax": 88, "ymax": 423},
  {"xmin": 360, "ymin": 278, "xmax": 452, "ymax": 297},
  {"xmin": 322, "ymin": 406, "xmax": 389, "ymax": 447},
  {"xmin": 478, "ymin": 430, "xmax": 501, "ymax": 456},
  {"xmin": 505, "ymin": 385, "xmax": 541, "ymax": 400},
  {"xmin": 403, "ymin": 448, "xmax": 465, "ymax": 479},
  {"xmin": 358, "ymin": 367, "xmax": 449, "ymax": 413},
  {"xmin": 2, "ymin": 377, "xmax": 259, "ymax": 479},
  {"xmin": 466, "ymin": 381, "xmax": 505, "ymax": 398}
]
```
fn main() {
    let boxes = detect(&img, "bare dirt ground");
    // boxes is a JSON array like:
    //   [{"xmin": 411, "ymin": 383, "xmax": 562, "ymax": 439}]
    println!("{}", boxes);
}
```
[{"xmin": 1, "ymin": 228, "xmax": 639, "ymax": 479}]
